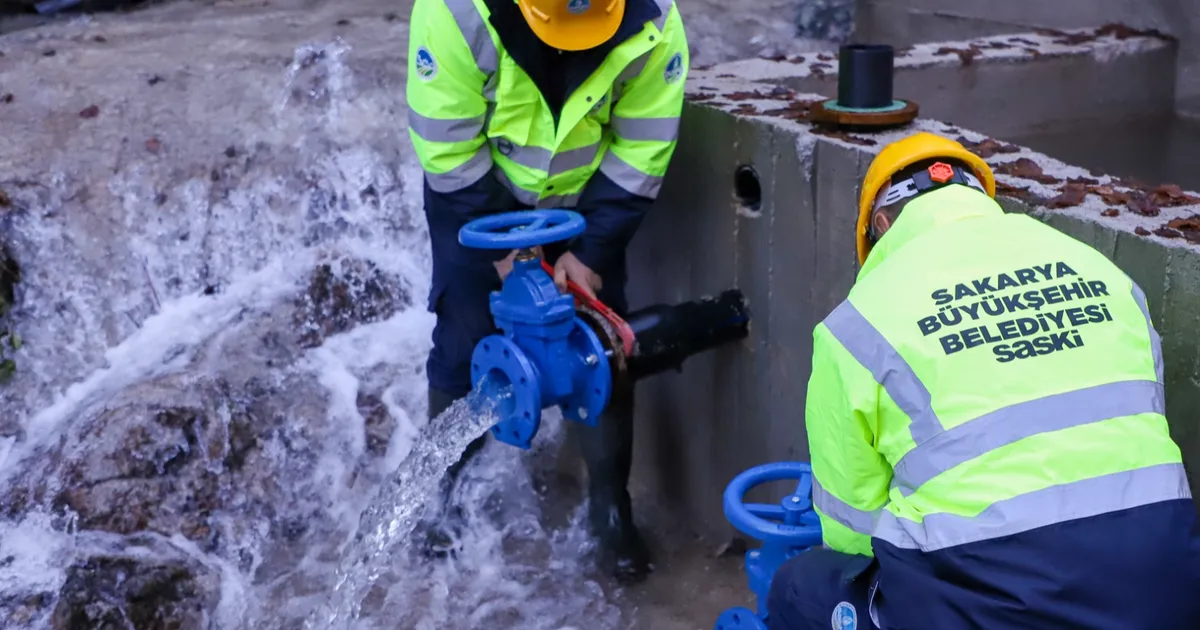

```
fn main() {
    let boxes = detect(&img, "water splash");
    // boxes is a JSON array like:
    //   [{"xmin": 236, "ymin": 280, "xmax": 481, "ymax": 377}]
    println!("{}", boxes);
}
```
[
  {"xmin": 313, "ymin": 392, "xmax": 505, "ymax": 628},
  {"xmin": 0, "ymin": 2, "xmax": 826, "ymax": 625}
]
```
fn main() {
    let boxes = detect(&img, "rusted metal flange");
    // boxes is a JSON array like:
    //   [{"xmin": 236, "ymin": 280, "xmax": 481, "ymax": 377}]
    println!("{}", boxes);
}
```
[{"xmin": 809, "ymin": 99, "xmax": 920, "ymax": 129}]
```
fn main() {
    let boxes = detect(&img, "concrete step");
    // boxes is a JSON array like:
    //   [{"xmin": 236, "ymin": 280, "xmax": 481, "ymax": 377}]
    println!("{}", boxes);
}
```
[{"xmin": 703, "ymin": 26, "xmax": 1177, "ymax": 139}]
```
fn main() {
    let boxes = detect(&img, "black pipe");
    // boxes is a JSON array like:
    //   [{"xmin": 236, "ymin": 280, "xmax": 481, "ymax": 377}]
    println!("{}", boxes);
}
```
[
  {"xmin": 836, "ymin": 43, "xmax": 894, "ymax": 109},
  {"xmin": 623, "ymin": 289, "xmax": 750, "ymax": 381}
]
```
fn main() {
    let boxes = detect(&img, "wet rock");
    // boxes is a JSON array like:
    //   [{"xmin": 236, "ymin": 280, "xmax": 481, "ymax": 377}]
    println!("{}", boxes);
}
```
[
  {"xmin": 0, "ymin": 243, "xmax": 19, "ymax": 384},
  {"xmin": 294, "ymin": 257, "xmax": 412, "ymax": 348},
  {"xmin": 54, "ymin": 402, "xmax": 225, "ymax": 540},
  {"xmin": 51, "ymin": 552, "xmax": 219, "ymax": 630},
  {"xmin": 1, "ymin": 591, "xmax": 53, "ymax": 628},
  {"xmin": 358, "ymin": 391, "xmax": 395, "ymax": 457}
]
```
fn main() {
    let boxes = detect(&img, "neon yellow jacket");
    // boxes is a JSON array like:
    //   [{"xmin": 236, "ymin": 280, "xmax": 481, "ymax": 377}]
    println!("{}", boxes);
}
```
[
  {"xmin": 806, "ymin": 184, "xmax": 1187, "ymax": 556},
  {"xmin": 405, "ymin": 0, "xmax": 687, "ymax": 209}
]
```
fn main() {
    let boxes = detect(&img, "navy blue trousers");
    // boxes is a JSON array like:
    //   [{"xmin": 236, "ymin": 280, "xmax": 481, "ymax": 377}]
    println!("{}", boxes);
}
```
[
  {"xmin": 767, "ymin": 549, "xmax": 879, "ymax": 630},
  {"xmin": 424, "ymin": 200, "xmax": 629, "ymax": 397},
  {"xmin": 768, "ymin": 500, "xmax": 1200, "ymax": 630}
]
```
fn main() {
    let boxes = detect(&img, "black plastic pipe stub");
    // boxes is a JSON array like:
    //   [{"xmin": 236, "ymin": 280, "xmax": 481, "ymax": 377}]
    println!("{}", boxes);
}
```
[{"xmin": 836, "ymin": 43, "xmax": 895, "ymax": 110}]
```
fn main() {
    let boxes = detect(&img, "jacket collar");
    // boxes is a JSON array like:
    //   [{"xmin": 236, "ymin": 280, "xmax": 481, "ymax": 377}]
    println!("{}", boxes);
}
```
[
  {"xmin": 857, "ymin": 184, "xmax": 1004, "ymax": 281},
  {"xmin": 484, "ymin": 0, "xmax": 662, "ymax": 117}
]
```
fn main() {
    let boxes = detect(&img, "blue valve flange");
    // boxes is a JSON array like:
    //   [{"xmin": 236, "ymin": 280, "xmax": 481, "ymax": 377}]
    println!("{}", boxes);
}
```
[
  {"xmin": 459, "ymin": 209, "xmax": 586, "ymax": 250},
  {"xmin": 558, "ymin": 316, "xmax": 612, "ymax": 427},
  {"xmin": 470, "ymin": 335, "xmax": 544, "ymax": 449}
]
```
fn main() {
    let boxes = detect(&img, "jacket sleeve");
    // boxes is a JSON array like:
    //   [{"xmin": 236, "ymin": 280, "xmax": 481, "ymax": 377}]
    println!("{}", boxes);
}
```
[
  {"xmin": 407, "ymin": 0, "xmax": 512, "ymax": 262},
  {"xmin": 806, "ymin": 316, "xmax": 893, "ymax": 557},
  {"xmin": 570, "ymin": 3, "xmax": 688, "ymax": 273}
]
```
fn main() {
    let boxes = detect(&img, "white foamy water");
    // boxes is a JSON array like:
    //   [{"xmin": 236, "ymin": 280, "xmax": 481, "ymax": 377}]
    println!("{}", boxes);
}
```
[{"xmin": 0, "ymin": 1, "xmax": 839, "ymax": 627}]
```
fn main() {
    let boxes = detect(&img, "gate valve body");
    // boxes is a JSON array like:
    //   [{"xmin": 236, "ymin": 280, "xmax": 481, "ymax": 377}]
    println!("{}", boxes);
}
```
[
  {"xmin": 458, "ymin": 209, "xmax": 751, "ymax": 449},
  {"xmin": 715, "ymin": 462, "xmax": 824, "ymax": 630}
]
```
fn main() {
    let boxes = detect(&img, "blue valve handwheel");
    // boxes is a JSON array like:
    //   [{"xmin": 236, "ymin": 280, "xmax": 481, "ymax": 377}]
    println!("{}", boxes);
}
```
[
  {"xmin": 723, "ymin": 462, "xmax": 823, "ymax": 547},
  {"xmin": 459, "ymin": 209, "xmax": 586, "ymax": 250}
]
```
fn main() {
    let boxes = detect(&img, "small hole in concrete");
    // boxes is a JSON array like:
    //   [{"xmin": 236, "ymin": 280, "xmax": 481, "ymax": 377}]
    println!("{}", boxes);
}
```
[{"xmin": 734, "ymin": 165, "xmax": 762, "ymax": 211}]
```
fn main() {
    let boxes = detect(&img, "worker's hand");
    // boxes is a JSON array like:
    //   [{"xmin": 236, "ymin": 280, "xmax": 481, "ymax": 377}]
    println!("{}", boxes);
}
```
[
  {"xmin": 494, "ymin": 246, "xmax": 542, "ymax": 281},
  {"xmin": 553, "ymin": 251, "xmax": 602, "ymax": 299}
]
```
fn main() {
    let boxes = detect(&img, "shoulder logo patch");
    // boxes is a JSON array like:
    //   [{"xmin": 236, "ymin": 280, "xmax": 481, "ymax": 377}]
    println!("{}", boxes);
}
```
[
  {"xmin": 416, "ymin": 46, "xmax": 437, "ymax": 81},
  {"xmin": 832, "ymin": 601, "xmax": 857, "ymax": 629},
  {"xmin": 663, "ymin": 52, "xmax": 684, "ymax": 84},
  {"xmin": 567, "ymin": 0, "xmax": 590, "ymax": 14}
]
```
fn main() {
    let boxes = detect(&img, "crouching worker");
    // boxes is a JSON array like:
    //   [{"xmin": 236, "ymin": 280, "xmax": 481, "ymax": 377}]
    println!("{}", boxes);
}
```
[
  {"xmin": 404, "ymin": 0, "xmax": 689, "ymax": 583},
  {"xmin": 768, "ymin": 132, "xmax": 1200, "ymax": 629}
]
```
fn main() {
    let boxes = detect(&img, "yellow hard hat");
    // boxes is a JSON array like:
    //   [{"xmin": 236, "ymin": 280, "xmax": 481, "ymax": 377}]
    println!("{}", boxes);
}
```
[
  {"xmin": 856, "ymin": 132, "xmax": 996, "ymax": 267},
  {"xmin": 517, "ymin": 0, "xmax": 625, "ymax": 51}
]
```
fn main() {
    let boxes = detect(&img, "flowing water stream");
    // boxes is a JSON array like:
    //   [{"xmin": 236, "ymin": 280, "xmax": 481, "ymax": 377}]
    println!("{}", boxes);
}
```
[{"xmin": 0, "ymin": 1, "xmax": 842, "ymax": 628}]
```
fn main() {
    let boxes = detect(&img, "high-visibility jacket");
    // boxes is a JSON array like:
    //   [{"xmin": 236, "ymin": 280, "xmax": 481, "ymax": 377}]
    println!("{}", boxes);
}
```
[
  {"xmin": 806, "ymin": 184, "xmax": 1199, "ymax": 628},
  {"xmin": 405, "ymin": 0, "xmax": 686, "ymax": 239}
]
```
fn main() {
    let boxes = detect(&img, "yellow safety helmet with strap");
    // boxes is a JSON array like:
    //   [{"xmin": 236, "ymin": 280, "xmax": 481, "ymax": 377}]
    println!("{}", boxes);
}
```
[
  {"xmin": 857, "ymin": 132, "xmax": 997, "ymax": 267},
  {"xmin": 517, "ymin": 0, "xmax": 626, "ymax": 51}
]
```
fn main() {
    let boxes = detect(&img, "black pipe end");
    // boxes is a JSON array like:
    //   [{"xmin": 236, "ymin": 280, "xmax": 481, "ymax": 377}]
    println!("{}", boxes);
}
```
[{"xmin": 836, "ymin": 43, "xmax": 895, "ymax": 110}]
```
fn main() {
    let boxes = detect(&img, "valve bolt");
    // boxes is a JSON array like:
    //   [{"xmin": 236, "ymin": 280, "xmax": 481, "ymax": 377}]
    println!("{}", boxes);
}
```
[{"xmin": 584, "ymin": 354, "xmax": 599, "ymax": 366}]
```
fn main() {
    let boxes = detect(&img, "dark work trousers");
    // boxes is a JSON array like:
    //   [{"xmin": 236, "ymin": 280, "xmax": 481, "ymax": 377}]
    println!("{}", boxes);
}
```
[
  {"xmin": 423, "ymin": 196, "xmax": 637, "ymax": 558},
  {"xmin": 767, "ymin": 549, "xmax": 881, "ymax": 630}
]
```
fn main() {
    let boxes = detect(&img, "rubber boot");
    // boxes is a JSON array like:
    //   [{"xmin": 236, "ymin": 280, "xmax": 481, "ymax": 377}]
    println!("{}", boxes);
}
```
[
  {"xmin": 419, "ymin": 387, "xmax": 489, "ymax": 559},
  {"xmin": 573, "ymin": 384, "xmax": 653, "ymax": 584}
]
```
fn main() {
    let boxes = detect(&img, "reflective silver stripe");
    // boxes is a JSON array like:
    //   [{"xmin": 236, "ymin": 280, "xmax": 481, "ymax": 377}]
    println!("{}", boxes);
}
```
[
  {"xmin": 1130, "ymin": 280, "xmax": 1165, "ymax": 384},
  {"xmin": 599, "ymin": 151, "xmax": 663, "ymax": 198},
  {"xmin": 823, "ymin": 301, "xmax": 943, "ymax": 444},
  {"xmin": 891, "ymin": 379, "xmax": 1166, "ymax": 495},
  {"xmin": 550, "ymin": 144, "xmax": 600, "ymax": 174},
  {"xmin": 494, "ymin": 168, "xmax": 538, "ymax": 205},
  {"xmin": 493, "ymin": 169, "xmax": 581, "ymax": 209},
  {"xmin": 875, "ymin": 462, "xmax": 1191, "ymax": 551},
  {"xmin": 613, "ymin": 52, "xmax": 651, "ymax": 104},
  {"xmin": 445, "ymin": 0, "xmax": 497, "ymax": 75},
  {"xmin": 491, "ymin": 139, "xmax": 599, "ymax": 176},
  {"xmin": 813, "ymin": 478, "xmax": 882, "ymax": 535},
  {"xmin": 409, "ymin": 110, "xmax": 486, "ymax": 143},
  {"xmin": 425, "ymin": 145, "xmax": 492, "ymax": 193},
  {"xmin": 651, "ymin": 0, "xmax": 673, "ymax": 30},
  {"xmin": 611, "ymin": 116, "xmax": 680, "ymax": 142}
]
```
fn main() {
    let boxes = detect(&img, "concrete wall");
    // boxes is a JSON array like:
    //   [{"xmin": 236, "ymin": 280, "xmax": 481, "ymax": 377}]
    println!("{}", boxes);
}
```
[
  {"xmin": 704, "ymin": 28, "xmax": 1177, "ymax": 138},
  {"xmin": 629, "ymin": 68, "xmax": 1200, "ymax": 541},
  {"xmin": 851, "ymin": 0, "xmax": 1200, "ymax": 115}
]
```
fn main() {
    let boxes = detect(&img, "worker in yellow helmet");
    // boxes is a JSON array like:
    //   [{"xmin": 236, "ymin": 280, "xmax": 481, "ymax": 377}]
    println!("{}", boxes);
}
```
[
  {"xmin": 766, "ymin": 132, "xmax": 1200, "ymax": 628},
  {"xmin": 406, "ymin": 0, "xmax": 689, "ymax": 583}
]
